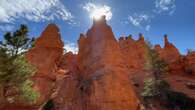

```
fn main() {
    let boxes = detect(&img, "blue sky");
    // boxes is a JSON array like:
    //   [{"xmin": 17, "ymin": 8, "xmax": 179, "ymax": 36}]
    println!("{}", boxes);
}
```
[{"xmin": 0, "ymin": 0, "xmax": 194, "ymax": 54}]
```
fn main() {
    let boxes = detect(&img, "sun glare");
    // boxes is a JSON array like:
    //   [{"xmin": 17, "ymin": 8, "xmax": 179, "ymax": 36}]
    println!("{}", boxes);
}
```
[
  {"xmin": 84, "ymin": 3, "xmax": 112, "ymax": 21},
  {"xmin": 90, "ymin": 9, "xmax": 104, "ymax": 20}
]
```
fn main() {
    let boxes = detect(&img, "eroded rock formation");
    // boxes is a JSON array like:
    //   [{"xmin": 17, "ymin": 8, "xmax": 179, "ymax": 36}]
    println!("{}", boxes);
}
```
[
  {"xmin": 155, "ymin": 35, "xmax": 180, "ymax": 63},
  {"xmin": 119, "ymin": 34, "xmax": 147, "ymax": 70},
  {"xmin": 49, "ymin": 16, "xmax": 142, "ymax": 110},
  {"xmin": 154, "ymin": 35, "xmax": 184, "ymax": 74},
  {"xmin": 26, "ymin": 24, "xmax": 64, "ymax": 106},
  {"xmin": 77, "ymin": 16, "xmax": 141, "ymax": 110},
  {"xmin": 2, "ymin": 16, "xmax": 195, "ymax": 110},
  {"xmin": 184, "ymin": 52, "xmax": 195, "ymax": 75}
]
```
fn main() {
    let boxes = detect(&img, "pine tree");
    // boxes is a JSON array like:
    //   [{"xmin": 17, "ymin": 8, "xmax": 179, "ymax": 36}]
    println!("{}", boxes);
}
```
[
  {"xmin": 142, "ymin": 41, "xmax": 169, "ymax": 99},
  {"xmin": 0, "ymin": 24, "xmax": 35, "ymax": 56},
  {"xmin": 0, "ymin": 25, "xmax": 38, "ymax": 103}
]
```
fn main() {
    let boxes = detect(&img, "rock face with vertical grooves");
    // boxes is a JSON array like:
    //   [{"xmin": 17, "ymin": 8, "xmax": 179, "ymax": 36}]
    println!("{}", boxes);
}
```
[
  {"xmin": 27, "ymin": 24, "xmax": 64, "ymax": 77},
  {"xmin": 26, "ymin": 24, "xmax": 64, "ymax": 107},
  {"xmin": 119, "ymin": 34, "xmax": 147, "ymax": 71},
  {"xmin": 77, "ymin": 16, "xmax": 141, "ymax": 110},
  {"xmin": 24, "ymin": 24, "xmax": 64, "ymax": 109}
]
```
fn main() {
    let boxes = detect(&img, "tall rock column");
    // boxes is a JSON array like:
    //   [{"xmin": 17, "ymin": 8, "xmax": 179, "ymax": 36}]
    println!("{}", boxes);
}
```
[
  {"xmin": 26, "ymin": 24, "xmax": 64, "ymax": 108},
  {"xmin": 77, "ymin": 16, "xmax": 141, "ymax": 110},
  {"xmin": 156, "ymin": 35, "xmax": 180, "ymax": 63}
]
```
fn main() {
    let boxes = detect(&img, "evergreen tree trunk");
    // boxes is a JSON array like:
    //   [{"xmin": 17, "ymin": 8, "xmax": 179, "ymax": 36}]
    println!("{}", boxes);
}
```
[{"xmin": 0, "ymin": 85, "xmax": 6, "ymax": 109}]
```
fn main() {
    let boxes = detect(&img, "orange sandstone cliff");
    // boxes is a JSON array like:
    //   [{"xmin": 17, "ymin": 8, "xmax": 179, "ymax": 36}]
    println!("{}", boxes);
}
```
[{"xmin": 2, "ymin": 16, "xmax": 195, "ymax": 110}]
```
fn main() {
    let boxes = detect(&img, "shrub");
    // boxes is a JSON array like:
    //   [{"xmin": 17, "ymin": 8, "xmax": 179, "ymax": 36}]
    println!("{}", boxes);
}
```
[
  {"xmin": 141, "ymin": 78, "xmax": 170, "ymax": 99},
  {"xmin": 20, "ymin": 80, "xmax": 39, "ymax": 103},
  {"xmin": 141, "ymin": 78, "xmax": 158, "ymax": 98}
]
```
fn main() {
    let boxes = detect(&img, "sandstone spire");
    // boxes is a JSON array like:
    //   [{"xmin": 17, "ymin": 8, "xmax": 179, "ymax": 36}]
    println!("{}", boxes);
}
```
[
  {"xmin": 27, "ymin": 23, "xmax": 64, "ymax": 78},
  {"xmin": 164, "ymin": 34, "xmax": 170, "ymax": 48},
  {"xmin": 155, "ymin": 34, "xmax": 181, "ymax": 68},
  {"xmin": 92, "ymin": 15, "xmax": 107, "ymax": 26},
  {"xmin": 78, "ymin": 16, "xmax": 141, "ymax": 110},
  {"xmin": 25, "ymin": 24, "xmax": 64, "ymax": 109},
  {"xmin": 35, "ymin": 23, "xmax": 64, "ymax": 48},
  {"xmin": 137, "ymin": 33, "xmax": 145, "ymax": 43}
]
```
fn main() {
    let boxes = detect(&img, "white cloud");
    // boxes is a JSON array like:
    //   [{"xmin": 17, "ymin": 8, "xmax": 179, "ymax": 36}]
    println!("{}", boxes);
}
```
[
  {"xmin": 64, "ymin": 41, "xmax": 78, "ymax": 54},
  {"xmin": 83, "ymin": 2, "xmax": 112, "ymax": 21},
  {"xmin": 128, "ymin": 13, "xmax": 152, "ymax": 31},
  {"xmin": 145, "ymin": 25, "xmax": 151, "ymax": 31},
  {"xmin": 155, "ymin": 0, "xmax": 176, "ymax": 14},
  {"xmin": 125, "ymin": 0, "xmax": 176, "ymax": 31},
  {"xmin": 128, "ymin": 14, "xmax": 150, "ymax": 27},
  {"xmin": 0, "ymin": 0, "xmax": 73, "ymax": 23}
]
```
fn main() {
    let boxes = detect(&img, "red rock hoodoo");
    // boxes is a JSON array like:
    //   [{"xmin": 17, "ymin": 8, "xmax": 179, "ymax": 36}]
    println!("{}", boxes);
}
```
[
  {"xmin": 77, "ymin": 16, "xmax": 141, "ymax": 110},
  {"xmin": 27, "ymin": 24, "xmax": 64, "ymax": 109},
  {"xmin": 119, "ymin": 33, "xmax": 147, "ymax": 70},
  {"xmin": 2, "ymin": 16, "xmax": 195, "ymax": 110},
  {"xmin": 26, "ymin": 23, "xmax": 64, "ymax": 106}
]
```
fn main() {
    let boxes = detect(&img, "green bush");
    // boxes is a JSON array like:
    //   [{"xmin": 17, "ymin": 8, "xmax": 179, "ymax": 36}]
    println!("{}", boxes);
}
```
[
  {"xmin": 20, "ymin": 80, "xmax": 39, "ymax": 103},
  {"xmin": 141, "ymin": 78, "xmax": 170, "ymax": 99},
  {"xmin": 141, "ymin": 78, "xmax": 158, "ymax": 98}
]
